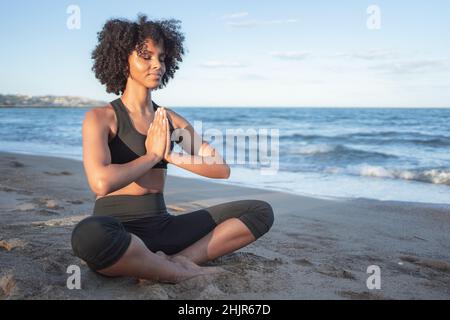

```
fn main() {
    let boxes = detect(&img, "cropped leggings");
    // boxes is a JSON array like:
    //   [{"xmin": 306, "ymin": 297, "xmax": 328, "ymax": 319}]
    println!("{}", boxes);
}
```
[{"xmin": 71, "ymin": 193, "xmax": 274, "ymax": 271}]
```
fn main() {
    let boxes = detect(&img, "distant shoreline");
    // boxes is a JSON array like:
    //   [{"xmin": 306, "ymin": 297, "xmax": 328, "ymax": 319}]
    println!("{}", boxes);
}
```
[
  {"xmin": 0, "ymin": 105, "xmax": 94, "ymax": 108},
  {"xmin": 0, "ymin": 94, "xmax": 107, "ymax": 108},
  {"xmin": 2, "ymin": 105, "xmax": 450, "ymax": 109}
]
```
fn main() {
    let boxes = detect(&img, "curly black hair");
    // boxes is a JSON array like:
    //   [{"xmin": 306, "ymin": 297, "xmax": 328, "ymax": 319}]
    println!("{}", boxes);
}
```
[{"xmin": 92, "ymin": 14, "xmax": 186, "ymax": 95}]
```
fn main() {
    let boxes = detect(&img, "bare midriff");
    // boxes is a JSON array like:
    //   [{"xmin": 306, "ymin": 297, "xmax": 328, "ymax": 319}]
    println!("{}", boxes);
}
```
[{"xmin": 95, "ymin": 168, "xmax": 166, "ymax": 200}]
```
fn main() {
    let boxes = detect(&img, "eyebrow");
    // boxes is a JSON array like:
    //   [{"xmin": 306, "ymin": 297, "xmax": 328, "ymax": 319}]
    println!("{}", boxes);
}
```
[{"xmin": 147, "ymin": 51, "xmax": 166, "ymax": 55}]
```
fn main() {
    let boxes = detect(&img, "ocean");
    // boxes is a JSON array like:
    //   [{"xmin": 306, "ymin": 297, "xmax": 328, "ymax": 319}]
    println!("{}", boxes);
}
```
[{"xmin": 1, "ymin": 106, "xmax": 449, "ymax": 204}]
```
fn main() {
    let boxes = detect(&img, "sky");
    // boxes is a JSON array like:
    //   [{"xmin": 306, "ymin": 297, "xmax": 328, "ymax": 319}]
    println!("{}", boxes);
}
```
[{"xmin": 1, "ymin": 0, "xmax": 450, "ymax": 107}]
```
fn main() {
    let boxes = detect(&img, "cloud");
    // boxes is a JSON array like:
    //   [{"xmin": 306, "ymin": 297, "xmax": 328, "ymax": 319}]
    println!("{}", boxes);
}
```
[
  {"xmin": 329, "ymin": 50, "xmax": 450, "ymax": 75},
  {"xmin": 269, "ymin": 51, "xmax": 309, "ymax": 60},
  {"xmin": 220, "ymin": 11, "xmax": 298, "ymax": 28},
  {"xmin": 200, "ymin": 61, "xmax": 248, "ymax": 68},
  {"xmin": 335, "ymin": 49, "xmax": 396, "ymax": 60},
  {"xmin": 239, "ymin": 73, "xmax": 268, "ymax": 81},
  {"xmin": 370, "ymin": 58, "xmax": 449, "ymax": 74},
  {"xmin": 221, "ymin": 12, "xmax": 249, "ymax": 20},
  {"xmin": 226, "ymin": 19, "xmax": 298, "ymax": 28}
]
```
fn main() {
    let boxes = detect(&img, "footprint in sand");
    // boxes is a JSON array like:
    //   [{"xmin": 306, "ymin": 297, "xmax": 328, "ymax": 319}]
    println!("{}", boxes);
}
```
[
  {"xmin": 40, "ymin": 199, "xmax": 64, "ymax": 210},
  {"xmin": 293, "ymin": 258, "xmax": 314, "ymax": 267},
  {"xmin": 16, "ymin": 198, "xmax": 64, "ymax": 214},
  {"xmin": 9, "ymin": 161, "xmax": 24, "ymax": 168},
  {"xmin": 43, "ymin": 171, "xmax": 73, "ymax": 176},
  {"xmin": 0, "ymin": 186, "xmax": 15, "ymax": 193},
  {"xmin": 16, "ymin": 203, "xmax": 36, "ymax": 211},
  {"xmin": 31, "ymin": 214, "xmax": 88, "ymax": 227},
  {"xmin": 0, "ymin": 187, "xmax": 33, "ymax": 196},
  {"xmin": 315, "ymin": 265, "xmax": 356, "ymax": 280},
  {"xmin": 37, "ymin": 209, "xmax": 60, "ymax": 216},
  {"xmin": 66, "ymin": 200, "xmax": 84, "ymax": 205},
  {"xmin": 400, "ymin": 255, "xmax": 450, "ymax": 272}
]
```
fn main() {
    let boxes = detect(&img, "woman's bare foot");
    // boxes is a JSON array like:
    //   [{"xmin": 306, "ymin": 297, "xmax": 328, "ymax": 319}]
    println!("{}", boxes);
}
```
[
  {"xmin": 153, "ymin": 251, "xmax": 226, "ymax": 283},
  {"xmin": 166, "ymin": 254, "xmax": 226, "ymax": 283},
  {"xmin": 156, "ymin": 251, "xmax": 170, "ymax": 260}
]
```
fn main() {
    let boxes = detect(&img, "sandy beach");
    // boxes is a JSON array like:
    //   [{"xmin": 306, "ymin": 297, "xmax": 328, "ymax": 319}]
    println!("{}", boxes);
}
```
[{"xmin": 0, "ymin": 151, "xmax": 449, "ymax": 300}]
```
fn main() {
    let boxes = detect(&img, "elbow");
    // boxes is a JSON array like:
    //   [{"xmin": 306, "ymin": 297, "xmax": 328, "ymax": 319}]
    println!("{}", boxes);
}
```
[
  {"xmin": 93, "ymin": 177, "xmax": 110, "ymax": 196},
  {"xmin": 225, "ymin": 165, "xmax": 231, "ymax": 179},
  {"xmin": 221, "ymin": 165, "xmax": 231, "ymax": 179},
  {"xmin": 207, "ymin": 164, "xmax": 230, "ymax": 179}
]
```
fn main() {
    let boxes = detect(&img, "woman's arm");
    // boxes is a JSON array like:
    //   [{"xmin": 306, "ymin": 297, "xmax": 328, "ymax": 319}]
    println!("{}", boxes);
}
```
[
  {"xmin": 82, "ymin": 108, "xmax": 162, "ymax": 196},
  {"xmin": 165, "ymin": 109, "xmax": 230, "ymax": 179}
]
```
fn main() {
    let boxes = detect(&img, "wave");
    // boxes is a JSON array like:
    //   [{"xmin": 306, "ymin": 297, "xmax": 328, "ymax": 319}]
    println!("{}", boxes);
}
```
[
  {"xmin": 280, "ymin": 131, "xmax": 450, "ymax": 147},
  {"xmin": 280, "ymin": 133, "xmax": 325, "ymax": 141},
  {"xmin": 281, "ymin": 130, "xmax": 420, "ymax": 140},
  {"xmin": 293, "ymin": 144, "xmax": 336, "ymax": 155},
  {"xmin": 406, "ymin": 137, "xmax": 450, "ymax": 147},
  {"xmin": 287, "ymin": 144, "xmax": 397, "ymax": 160},
  {"xmin": 326, "ymin": 165, "xmax": 450, "ymax": 186}
]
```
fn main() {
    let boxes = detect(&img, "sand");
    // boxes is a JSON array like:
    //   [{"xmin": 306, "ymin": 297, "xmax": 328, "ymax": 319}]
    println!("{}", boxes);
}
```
[{"xmin": 0, "ymin": 151, "xmax": 449, "ymax": 300}]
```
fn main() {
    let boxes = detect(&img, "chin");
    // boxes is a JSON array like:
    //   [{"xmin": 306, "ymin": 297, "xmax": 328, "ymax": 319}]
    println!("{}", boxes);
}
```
[{"xmin": 145, "ymin": 82, "xmax": 160, "ymax": 90}]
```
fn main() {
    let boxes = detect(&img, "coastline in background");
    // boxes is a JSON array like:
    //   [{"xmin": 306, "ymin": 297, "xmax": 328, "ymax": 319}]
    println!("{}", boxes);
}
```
[{"xmin": 0, "ymin": 94, "xmax": 107, "ymax": 108}]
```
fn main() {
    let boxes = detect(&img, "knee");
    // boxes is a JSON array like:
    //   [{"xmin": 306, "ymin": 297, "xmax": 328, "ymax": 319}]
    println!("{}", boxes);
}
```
[
  {"xmin": 71, "ymin": 216, "xmax": 131, "ymax": 271},
  {"xmin": 255, "ymin": 200, "xmax": 274, "ymax": 231},
  {"xmin": 71, "ymin": 216, "xmax": 110, "ymax": 261},
  {"xmin": 244, "ymin": 200, "xmax": 274, "ymax": 239}
]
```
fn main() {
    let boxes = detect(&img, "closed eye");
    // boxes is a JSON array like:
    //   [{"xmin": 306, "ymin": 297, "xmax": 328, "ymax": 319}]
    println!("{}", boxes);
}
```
[{"xmin": 143, "ymin": 55, "xmax": 166, "ymax": 62}]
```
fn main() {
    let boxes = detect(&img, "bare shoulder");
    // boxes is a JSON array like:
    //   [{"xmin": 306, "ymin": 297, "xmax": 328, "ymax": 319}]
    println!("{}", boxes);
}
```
[
  {"xmin": 87, "ymin": 104, "xmax": 115, "ymax": 118},
  {"xmin": 83, "ymin": 104, "xmax": 116, "ymax": 135}
]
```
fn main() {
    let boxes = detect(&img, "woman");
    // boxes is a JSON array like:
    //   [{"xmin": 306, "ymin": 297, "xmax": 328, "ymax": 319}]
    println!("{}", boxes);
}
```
[{"xmin": 71, "ymin": 14, "xmax": 274, "ymax": 283}]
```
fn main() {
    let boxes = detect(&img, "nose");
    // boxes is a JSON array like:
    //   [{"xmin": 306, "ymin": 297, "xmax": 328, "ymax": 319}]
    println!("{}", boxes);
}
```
[{"xmin": 151, "ymin": 58, "xmax": 163, "ymax": 72}]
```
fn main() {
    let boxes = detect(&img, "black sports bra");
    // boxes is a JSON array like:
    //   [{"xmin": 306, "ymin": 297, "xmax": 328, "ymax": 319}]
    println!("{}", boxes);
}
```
[{"xmin": 108, "ymin": 98, "xmax": 181, "ymax": 169}]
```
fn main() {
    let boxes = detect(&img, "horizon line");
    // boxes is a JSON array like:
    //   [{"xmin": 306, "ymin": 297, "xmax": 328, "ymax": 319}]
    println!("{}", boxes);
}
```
[{"xmin": 1, "ymin": 93, "xmax": 449, "ymax": 109}]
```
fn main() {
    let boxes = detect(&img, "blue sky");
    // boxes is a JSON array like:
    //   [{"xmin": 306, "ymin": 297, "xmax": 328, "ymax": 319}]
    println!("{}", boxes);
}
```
[{"xmin": 1, "ymin": 0, "xmax": 449, "ymax": 107}]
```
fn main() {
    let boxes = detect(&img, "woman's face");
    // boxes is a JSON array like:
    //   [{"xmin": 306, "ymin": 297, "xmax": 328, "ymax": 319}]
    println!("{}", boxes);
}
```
[{"xmin": 127, "ymin": 38, "xmax": 166, "ymax": 89}]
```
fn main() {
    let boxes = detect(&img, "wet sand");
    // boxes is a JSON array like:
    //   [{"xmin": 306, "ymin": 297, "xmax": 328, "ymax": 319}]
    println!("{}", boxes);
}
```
[{"xmin": 1, "ymin": 151, "xmax": 449, "ymax": 299}]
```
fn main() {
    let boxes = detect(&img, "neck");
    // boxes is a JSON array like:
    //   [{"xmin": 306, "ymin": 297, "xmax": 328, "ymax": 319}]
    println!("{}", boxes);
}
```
[{"xmin": 121, "ymin": 79, "xmax": 154, "ymax": 115}]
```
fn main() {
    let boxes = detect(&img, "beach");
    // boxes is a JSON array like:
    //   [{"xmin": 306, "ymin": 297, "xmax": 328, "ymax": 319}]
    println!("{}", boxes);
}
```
[{"xmin": 1, "ymin": 151, "xmax": 449, "ymax": 300}]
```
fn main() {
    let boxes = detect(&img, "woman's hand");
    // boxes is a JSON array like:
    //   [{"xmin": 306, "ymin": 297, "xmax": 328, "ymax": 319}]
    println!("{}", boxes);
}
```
[
  {"xmin": 163, "ymin": 118, "xmax": 172, "ymax": 163},
  {"xmin": 145, "ymin": 107, "xmax": 168, "ymax": 161},
  {"xmin": 162, "ymin": 109, "xmax": 177, "ymax": 163}
]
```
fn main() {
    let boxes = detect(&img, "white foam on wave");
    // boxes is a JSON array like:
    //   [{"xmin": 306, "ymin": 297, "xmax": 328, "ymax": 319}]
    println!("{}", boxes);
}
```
[
  {"xmin": 420, "ymin": 169, "xmax": 450, "ymax": 185},
  {"xmin": 293, "ymin": 144, "xmax": 336, "ymax": 155},
  {"xmin": 359, "ymin": 165, "xmax": 394, "ymax": 178},
  {"xmin": 168, "ymin": 163, "xmax": 450, "ymax": 205},
  {"xmin": 331, "ymin": 164, "xmax": 450, "ymax": 186}
]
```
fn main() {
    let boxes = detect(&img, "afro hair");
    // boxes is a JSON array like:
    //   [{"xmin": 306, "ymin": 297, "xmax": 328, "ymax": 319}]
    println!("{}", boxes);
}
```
[{"xmin": 91, "ymin": 14, "xmax": 186, "ymax": 95}]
